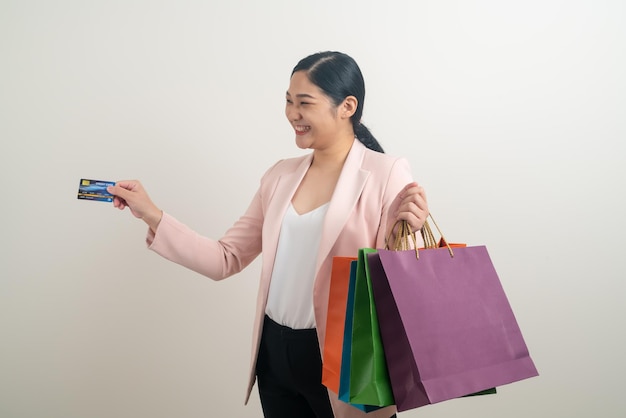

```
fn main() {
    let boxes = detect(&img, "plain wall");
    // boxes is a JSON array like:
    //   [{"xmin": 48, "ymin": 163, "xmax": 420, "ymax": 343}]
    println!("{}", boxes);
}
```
[{"xmin": 1, "ymin": 0, "xmax": 625, "ymax": 417}]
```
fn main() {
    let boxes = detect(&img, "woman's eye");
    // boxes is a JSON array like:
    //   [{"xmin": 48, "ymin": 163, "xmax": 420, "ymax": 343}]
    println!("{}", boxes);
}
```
[{"xmin": 285, "ymin": 99, "xmax": 311, "ymax": 106}]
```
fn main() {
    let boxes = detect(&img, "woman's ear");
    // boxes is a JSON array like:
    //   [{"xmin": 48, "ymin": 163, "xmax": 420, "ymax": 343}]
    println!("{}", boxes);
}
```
[{"xmin": 341, "ymin": 96, "xmax": 358, "ymax": 119}]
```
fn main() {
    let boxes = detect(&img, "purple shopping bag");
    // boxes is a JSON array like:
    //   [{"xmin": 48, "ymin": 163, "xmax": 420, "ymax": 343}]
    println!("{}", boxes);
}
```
[{"xmin": 372, "ymin": 244, "xmax": 538, "ymax": 410}]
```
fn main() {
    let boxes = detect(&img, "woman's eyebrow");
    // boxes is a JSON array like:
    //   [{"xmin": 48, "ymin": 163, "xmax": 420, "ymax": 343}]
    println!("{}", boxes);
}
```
[{"xmin": 286, "ymin": 91, "xmax": 317, "ymax": 99}]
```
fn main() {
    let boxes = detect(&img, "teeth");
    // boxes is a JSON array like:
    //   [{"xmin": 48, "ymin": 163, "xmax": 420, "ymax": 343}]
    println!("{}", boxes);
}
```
[{"xmin": 295, "ymin": 125, "xmax": 310, "ymax": 132}]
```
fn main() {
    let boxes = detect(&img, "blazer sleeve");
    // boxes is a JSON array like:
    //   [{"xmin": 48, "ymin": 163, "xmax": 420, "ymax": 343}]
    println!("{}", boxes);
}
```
[{"xmin": 146, "ymin": 183, "xmax": 266, "ymax": 281}]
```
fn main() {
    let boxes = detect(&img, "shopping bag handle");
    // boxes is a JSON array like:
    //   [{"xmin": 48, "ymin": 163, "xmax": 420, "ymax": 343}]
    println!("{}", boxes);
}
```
[
  {"xmin": 386, "ymin": 219, "xmax": 418, "ymax": 251},
  {"xmin": 386, "ymin": 214, "xmax": 454, "ymax": 259}
]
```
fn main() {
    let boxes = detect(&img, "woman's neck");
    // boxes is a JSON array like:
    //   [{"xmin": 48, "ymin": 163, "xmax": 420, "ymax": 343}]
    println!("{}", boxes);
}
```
[{"xmin": 311, "ymin": 136, "xmax": 355, "ymax": 170}]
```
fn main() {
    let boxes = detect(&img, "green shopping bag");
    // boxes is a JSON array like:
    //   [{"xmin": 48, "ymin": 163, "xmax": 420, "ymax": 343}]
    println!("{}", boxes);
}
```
[
  {"xmin": 348, "ymin": 248, "xmax": 395, "ymax": 407},
  {"xmin": 338, "ymin": 261, "xmax": 382, "ymax": 412}
]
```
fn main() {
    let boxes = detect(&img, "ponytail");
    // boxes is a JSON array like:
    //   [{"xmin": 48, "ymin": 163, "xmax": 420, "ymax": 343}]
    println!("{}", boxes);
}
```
[{"xmin": 354, "ymin": 122, "xmax": 384, "ymax": 153}]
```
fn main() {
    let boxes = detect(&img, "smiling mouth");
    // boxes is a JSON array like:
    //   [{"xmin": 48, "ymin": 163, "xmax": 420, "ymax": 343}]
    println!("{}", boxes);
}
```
[{"xmin": 294, "ymin": 125, "xmax": 311, "ymax": 135}]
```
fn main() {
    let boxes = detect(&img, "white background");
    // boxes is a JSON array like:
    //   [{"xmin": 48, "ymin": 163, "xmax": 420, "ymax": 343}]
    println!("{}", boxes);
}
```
[{"xmin": 1, "ymin": 1, "xmax": 624, "ymax": 417}]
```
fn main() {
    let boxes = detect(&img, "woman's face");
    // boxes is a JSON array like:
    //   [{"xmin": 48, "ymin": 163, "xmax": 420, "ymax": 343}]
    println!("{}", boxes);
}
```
[{"xmin": 286, "ymin": 71, "xmax": 351, "ymax": 151}]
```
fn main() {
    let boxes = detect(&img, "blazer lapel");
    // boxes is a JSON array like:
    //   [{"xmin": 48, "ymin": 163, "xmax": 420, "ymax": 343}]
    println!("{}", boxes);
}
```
[
  {"xmin": 262, "ymin": 153, "xmax": 313, "ymax": 277},
  {"xmin": 316, "ymin": 140, "xmax": 369, "ymax": 270}
]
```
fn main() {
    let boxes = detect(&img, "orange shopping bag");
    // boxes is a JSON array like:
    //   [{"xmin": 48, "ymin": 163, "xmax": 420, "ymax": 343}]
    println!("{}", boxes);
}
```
[{"xmin": 321, "ymin": 256, "xmax": 357, "ymax": 394}]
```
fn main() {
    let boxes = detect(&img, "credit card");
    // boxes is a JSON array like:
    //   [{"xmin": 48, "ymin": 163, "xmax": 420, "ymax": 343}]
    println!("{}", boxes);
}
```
[{"xmin": 77, "ymin": 178, "xmax": 115, "ymax": 202}]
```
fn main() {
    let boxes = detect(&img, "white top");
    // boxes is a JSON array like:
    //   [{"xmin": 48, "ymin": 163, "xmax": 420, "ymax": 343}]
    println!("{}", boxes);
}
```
[{"xmin": 265, "ymin": 202, "xmax": 329, "ymax": 329}]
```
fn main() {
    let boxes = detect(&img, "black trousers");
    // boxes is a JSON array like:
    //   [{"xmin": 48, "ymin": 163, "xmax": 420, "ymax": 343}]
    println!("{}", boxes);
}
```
[
  {"xmin": 256, "ymin": 315, "xmax": 335, "ymax": 418},
  {"xmin": 255, "ymin": 315, "xmax": 397, "ymax": 418}
]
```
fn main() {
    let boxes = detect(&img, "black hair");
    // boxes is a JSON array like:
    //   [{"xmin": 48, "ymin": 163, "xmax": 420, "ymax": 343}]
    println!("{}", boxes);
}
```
[{"xmin": 291, "ymin": 51, "xmax": 384, "ymax": 153}]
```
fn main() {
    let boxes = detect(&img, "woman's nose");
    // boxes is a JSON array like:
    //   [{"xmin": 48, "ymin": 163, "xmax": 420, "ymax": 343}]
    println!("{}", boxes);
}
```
[{"xmin": 286, "ymin": 106, "xmax": 301, "ymax": 122}]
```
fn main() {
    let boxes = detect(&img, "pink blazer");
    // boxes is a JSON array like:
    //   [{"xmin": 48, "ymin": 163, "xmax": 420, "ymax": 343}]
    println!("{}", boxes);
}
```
[{"xmin": 148, "ymin": 140, "xmax": 413, "ymax": 418}]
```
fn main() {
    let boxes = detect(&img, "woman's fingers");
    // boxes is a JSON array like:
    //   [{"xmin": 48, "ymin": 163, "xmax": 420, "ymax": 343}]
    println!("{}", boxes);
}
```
[
  {"xmin": 107, "ymin": 180, "xmax": 163, "ymax": 230},
  {"xmin": 394, "ymin": 183, "xmax": 429, "ymax": 231},
  {"xmin": 107, "ymin": 180, "xmax": 152, "ymax": 219}
]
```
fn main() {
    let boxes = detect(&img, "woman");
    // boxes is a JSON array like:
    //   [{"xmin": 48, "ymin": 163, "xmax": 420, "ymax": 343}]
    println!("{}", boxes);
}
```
[{"xmin": 108, "ymin": 51, "xmax": 428, "ymax": 418}]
